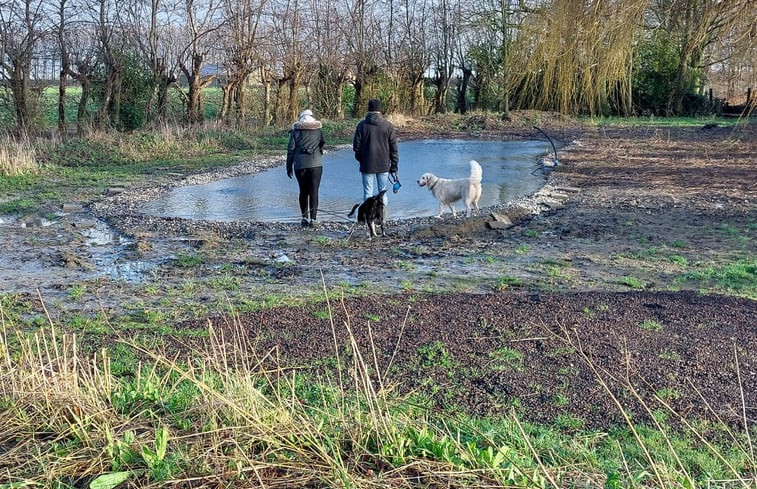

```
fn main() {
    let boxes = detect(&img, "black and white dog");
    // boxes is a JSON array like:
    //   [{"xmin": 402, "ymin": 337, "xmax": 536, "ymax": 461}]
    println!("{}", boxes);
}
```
[{"xmin": 348, "ymin": 189, "xmax": 387, "ymax": 239}]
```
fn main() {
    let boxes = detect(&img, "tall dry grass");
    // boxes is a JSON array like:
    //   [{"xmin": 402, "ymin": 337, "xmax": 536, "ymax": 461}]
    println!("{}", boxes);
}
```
[
  {"xmin": 0, "ymin": 135, "xmax": 40, "ymax": 176},
  {"xmin": 0, "ymin": 293, "xmax": 563, "ymax": 487}
]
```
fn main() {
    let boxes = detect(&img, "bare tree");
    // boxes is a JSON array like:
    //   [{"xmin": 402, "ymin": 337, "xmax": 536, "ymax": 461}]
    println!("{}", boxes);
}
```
[
  {"xmin": 0, "ymin": 0, "xmax": 50, "ymax": 132},
  {"xmin": 650, "ymin": 0, "xmax": 751, "ymax": 115},
  {"xmin": 176, "ymin": 0, "xmax": 223, "ymax": 125},
  {"xmin": 389, "ymin": 0, "xmax": 431, "ymax": 115},
  {"xmin": 462, "ymin": 0, "xmax": 525, "ymax": 115},
  {"xmin": 308, "ymin": 1, "xmax": 352, "ymax": 119},
  {"xmin": 121, "ymin": 0, "xmax": 183, "ymax": 126},
  {"xmin": 53, "ymin": 0, "xmax": 97, "ymax": 134},
  {"xmin": 266, "ymin": 0, "xmax": 309, "ymax": 124},
  {"xmin": 218, "ymin": 0, "xmax": 267, "ymax": 126},
  {"xmin": 76, "ymin": 0, "xmax": 127, "ymax": 130},
  {"xmin": 709, "ymin": 4, "xmax": 755, "ymax": 113},
  {"xmin": 342, "ymin": 0, "xmax": 383, "ymax": 117},
  {"xmin": 428, "ymin": 0, "xmax": 460, "ymax": 114}
]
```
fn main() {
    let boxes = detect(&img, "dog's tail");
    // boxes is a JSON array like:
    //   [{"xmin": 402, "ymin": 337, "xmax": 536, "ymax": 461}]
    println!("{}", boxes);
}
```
[
  {"xmin": 469, "ymin": 160, "xmax": 483, "ymax": 183},
  {"xmin": 348, "ymin": 203, "xmax": 360, "ymax": 218}
]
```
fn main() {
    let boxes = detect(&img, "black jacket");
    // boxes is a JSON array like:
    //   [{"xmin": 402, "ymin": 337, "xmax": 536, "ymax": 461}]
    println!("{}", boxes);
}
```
[
  {"xmin": 287, "ymin": 120, "xmax": 325, "ymax": 174},
  {"xmin": 352, "ymin": 112, "xmax": 399, "ymax": 174}
]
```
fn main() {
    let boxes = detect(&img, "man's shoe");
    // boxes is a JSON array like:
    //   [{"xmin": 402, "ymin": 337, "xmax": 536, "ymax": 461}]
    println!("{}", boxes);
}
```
[{"xmin": 301, "ymin": 218, "xmax": 309, "ymax": 227}]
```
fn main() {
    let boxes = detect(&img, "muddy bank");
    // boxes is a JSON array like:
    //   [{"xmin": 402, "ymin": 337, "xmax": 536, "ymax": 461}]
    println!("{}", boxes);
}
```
[{"xmin": 2, "ymin": 124, "xmax": 754, "ymax": 317}]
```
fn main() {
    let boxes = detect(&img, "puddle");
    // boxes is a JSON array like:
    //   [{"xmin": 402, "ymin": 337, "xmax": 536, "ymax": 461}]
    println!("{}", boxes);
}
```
[
  {"xmin": 142, "ymin": 139, "xmax": 556, "ymax": 223},
  {"xmin": 80, "ymin": 220, "xmax": 126, "ymax": 246},
  {"xmin": 103, "ymin": 260, "xmax": 159, "ymax": 282}
]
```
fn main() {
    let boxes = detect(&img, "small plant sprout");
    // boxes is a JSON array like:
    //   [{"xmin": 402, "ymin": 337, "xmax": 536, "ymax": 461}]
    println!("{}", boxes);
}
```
[
  {"xmin": 658, "ymin": 349, "xmax": 681, "ymax": 361},
  {"xmin": 514, "ymin": 244, "xmax": 530, "ymax": 254},
  {"xmin": 495, "ymin": 276, "xmax": 520, "ymax": 291},
  {"xmin": 620, "ymin": 276, "xmax": 645, "ymax": 289},
  {"xmin": 488, "ymin": 347, "xmax": 524, "ymax": 371},
  {"xmin": 68, "ymin": 284, "xmax": 86, "ymax": 300},
  {"xmin": 639, "ymin": 319, "xmax": 663, "ymax": 332},
  {"xmin": 175, "ymin": 252, "xmax": 202, "ymax": 268}
]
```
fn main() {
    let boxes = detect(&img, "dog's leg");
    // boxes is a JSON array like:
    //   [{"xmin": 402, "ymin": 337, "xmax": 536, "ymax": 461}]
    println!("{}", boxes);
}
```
[
  {"xmin": 449, "ymin": 203, "xmax": 457, "ymax": 217},
  {"xmin": 466, "ymin": 199, "xmax": 475, "ymax": 217},
  {"xmin": 369, "ymin": 222, "xmax": 377, "ymax": 239}
]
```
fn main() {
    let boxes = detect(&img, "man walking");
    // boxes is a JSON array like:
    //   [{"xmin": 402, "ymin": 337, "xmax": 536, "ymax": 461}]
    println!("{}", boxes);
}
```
[{"xmin": 353, "ymin": 98, "xmax": 399, "ymax": 207}]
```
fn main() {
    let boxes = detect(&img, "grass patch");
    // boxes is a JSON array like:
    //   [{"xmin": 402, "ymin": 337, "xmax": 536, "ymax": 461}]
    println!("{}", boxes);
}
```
[
  {"xmin": 583, "ymin": 115, "xmax": 745, "ymax": 128},
  {"xmin": 494, "ymin": 275, "xmax": 521, "ymax": 291},
  {"xmin": 619, "ymin": 276, "xmax": 645, "ymax": 289},
  {"xmin": 639, "ymin": 319, "xmax": 664, "ymax": 332},
  {"xmin": 675, "ymin": 258, "xmax": 756, "ymax": 299},
  {"xmin": 488, "ymin": 346, "xmax": 524, "ymax": 371}
]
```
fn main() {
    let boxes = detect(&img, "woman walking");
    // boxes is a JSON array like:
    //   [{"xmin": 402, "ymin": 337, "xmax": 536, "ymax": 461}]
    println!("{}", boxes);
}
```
[{"xmin": 286, "ymin": 109, "xmax": 325, "ymax": 227}]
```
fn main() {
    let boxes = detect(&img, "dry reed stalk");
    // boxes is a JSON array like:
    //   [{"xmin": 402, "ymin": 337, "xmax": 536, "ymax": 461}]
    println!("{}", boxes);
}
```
[{"xmin": 0, "ymin": 135, "xmax": 39, "ymax": 176}]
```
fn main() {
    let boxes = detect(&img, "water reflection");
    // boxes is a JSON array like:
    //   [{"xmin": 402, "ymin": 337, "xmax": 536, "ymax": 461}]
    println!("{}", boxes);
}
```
[{"xmin": 142, "ymin": 139, "xmax": 553, "ymax": 222}]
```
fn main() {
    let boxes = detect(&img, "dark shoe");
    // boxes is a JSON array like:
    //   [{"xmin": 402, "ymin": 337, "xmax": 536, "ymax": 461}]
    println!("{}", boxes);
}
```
[
  {"xmin": 301, "ymin": 218, "xmax": 309, "ymax": 227},
  {"xmin": 309, "ymin": 219, "xmax": 318, "ymax": 228}
]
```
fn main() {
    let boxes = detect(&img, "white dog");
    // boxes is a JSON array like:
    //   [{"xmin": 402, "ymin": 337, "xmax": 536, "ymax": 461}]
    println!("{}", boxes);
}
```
[{"xmin": 417, "ymin": 160, "xmax": 483, "ymax": 217}]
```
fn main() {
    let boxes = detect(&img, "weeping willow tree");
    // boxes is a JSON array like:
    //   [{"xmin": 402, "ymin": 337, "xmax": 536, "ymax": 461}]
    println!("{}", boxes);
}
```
[{"xmin": 508, "ymin": 0, "xmax": 649, "ymax": 116}]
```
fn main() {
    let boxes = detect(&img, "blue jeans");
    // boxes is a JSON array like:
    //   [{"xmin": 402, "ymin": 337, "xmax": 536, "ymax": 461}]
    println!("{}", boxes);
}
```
[{"xmin": 361, "ymin": 172, "xmax": 390, "ymax": 206}]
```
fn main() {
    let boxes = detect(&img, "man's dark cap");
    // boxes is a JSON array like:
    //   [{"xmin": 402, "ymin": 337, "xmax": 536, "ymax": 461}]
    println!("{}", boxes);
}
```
[{"xmin": 368, "ymin": 99, "xmax": 382, "ymax": 112}]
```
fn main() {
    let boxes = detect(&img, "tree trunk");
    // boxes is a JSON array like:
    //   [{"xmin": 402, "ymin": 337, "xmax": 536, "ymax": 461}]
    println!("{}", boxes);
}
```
[
  {"xmin": 58, "ymin": 69, "xmax": 68, "ymax": 136},
  {"xmin": 220, "ymin": 81, "xmax": 234, "ymax": 122},
  {"xmin": 156, "ymin": 76, "xmax": 171, "ymax": 125},
  {"xmin": 432, "ymin": 73, "xmax": 449, "ymax": 114},
  {"xmin": 10, "ymin": 63, "xmax": 31, "ymax": 132},
  {"xmin": 111, "ymin": 69, "xmax": 122, "ymax": 128},
  {"xmin": 97, "ymin": 68, "xmax": 116, "ymax": 130},
  {"xmin": 263, "ymin": 80, "xmax": 272, "ymax": 127},
  {"xmin": 352, "ymin": 78, "xmax": 364, "ymax": 118},
  {"xmin": 287, "ymin": 74, "xmax": 300, "ymax": 122},
  {"xmin": 235, "ymin": 84, "xmax": 246, "ymax": 125},
  {"xmin": 455, "ymin": 68, "xmax": 471, "ymax": 114},
  {"xmin": 335, "ymin": 80, "xmax": 345, "ymax": 119},
  {"xmin": 77, "ymin": 76, "xmax": 92, "ymax": 135}
]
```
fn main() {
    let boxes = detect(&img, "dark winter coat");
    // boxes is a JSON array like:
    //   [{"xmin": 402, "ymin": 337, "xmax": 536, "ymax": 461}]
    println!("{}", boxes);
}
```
[
  {"xmin": 352, "ymin": 112, "xmax": 399, "ymax": 174},
  {"xmin": 286, "ymin": 120, "xmax": 325, "ymax": 176}
]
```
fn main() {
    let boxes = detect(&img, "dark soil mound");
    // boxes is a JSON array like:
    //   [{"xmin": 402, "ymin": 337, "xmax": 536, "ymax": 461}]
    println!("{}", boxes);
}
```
[{"xmin": 182, "ymin": 290, "xmax": 756, "ymax": 431}]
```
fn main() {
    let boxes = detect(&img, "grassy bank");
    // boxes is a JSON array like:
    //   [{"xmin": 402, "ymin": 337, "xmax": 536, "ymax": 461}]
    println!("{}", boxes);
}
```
[
  {"xmin": 1, "ymin": 300, "xmax": 754, "ymax": 488},
  {"xmin": 0, "ymin": 119, "xmax": 359, "ymax": 214}
]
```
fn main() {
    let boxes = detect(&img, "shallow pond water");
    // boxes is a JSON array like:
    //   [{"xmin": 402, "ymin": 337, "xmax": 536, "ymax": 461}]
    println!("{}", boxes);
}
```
[{"xmin": 142, "ymin": 139, "xmax": 554, "ymax": 222}]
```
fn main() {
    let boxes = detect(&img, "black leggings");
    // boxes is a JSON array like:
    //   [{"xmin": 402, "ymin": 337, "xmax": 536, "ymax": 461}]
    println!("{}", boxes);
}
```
[{"xmin": 295, "ymin": 167, "xmax": 322, "ymax": 220}]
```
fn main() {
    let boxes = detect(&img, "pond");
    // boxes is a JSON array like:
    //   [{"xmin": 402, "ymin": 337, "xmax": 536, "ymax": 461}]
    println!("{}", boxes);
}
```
[{"xmin": 142, "ymin": 139, "xmax": 555, "ymax": 223}]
